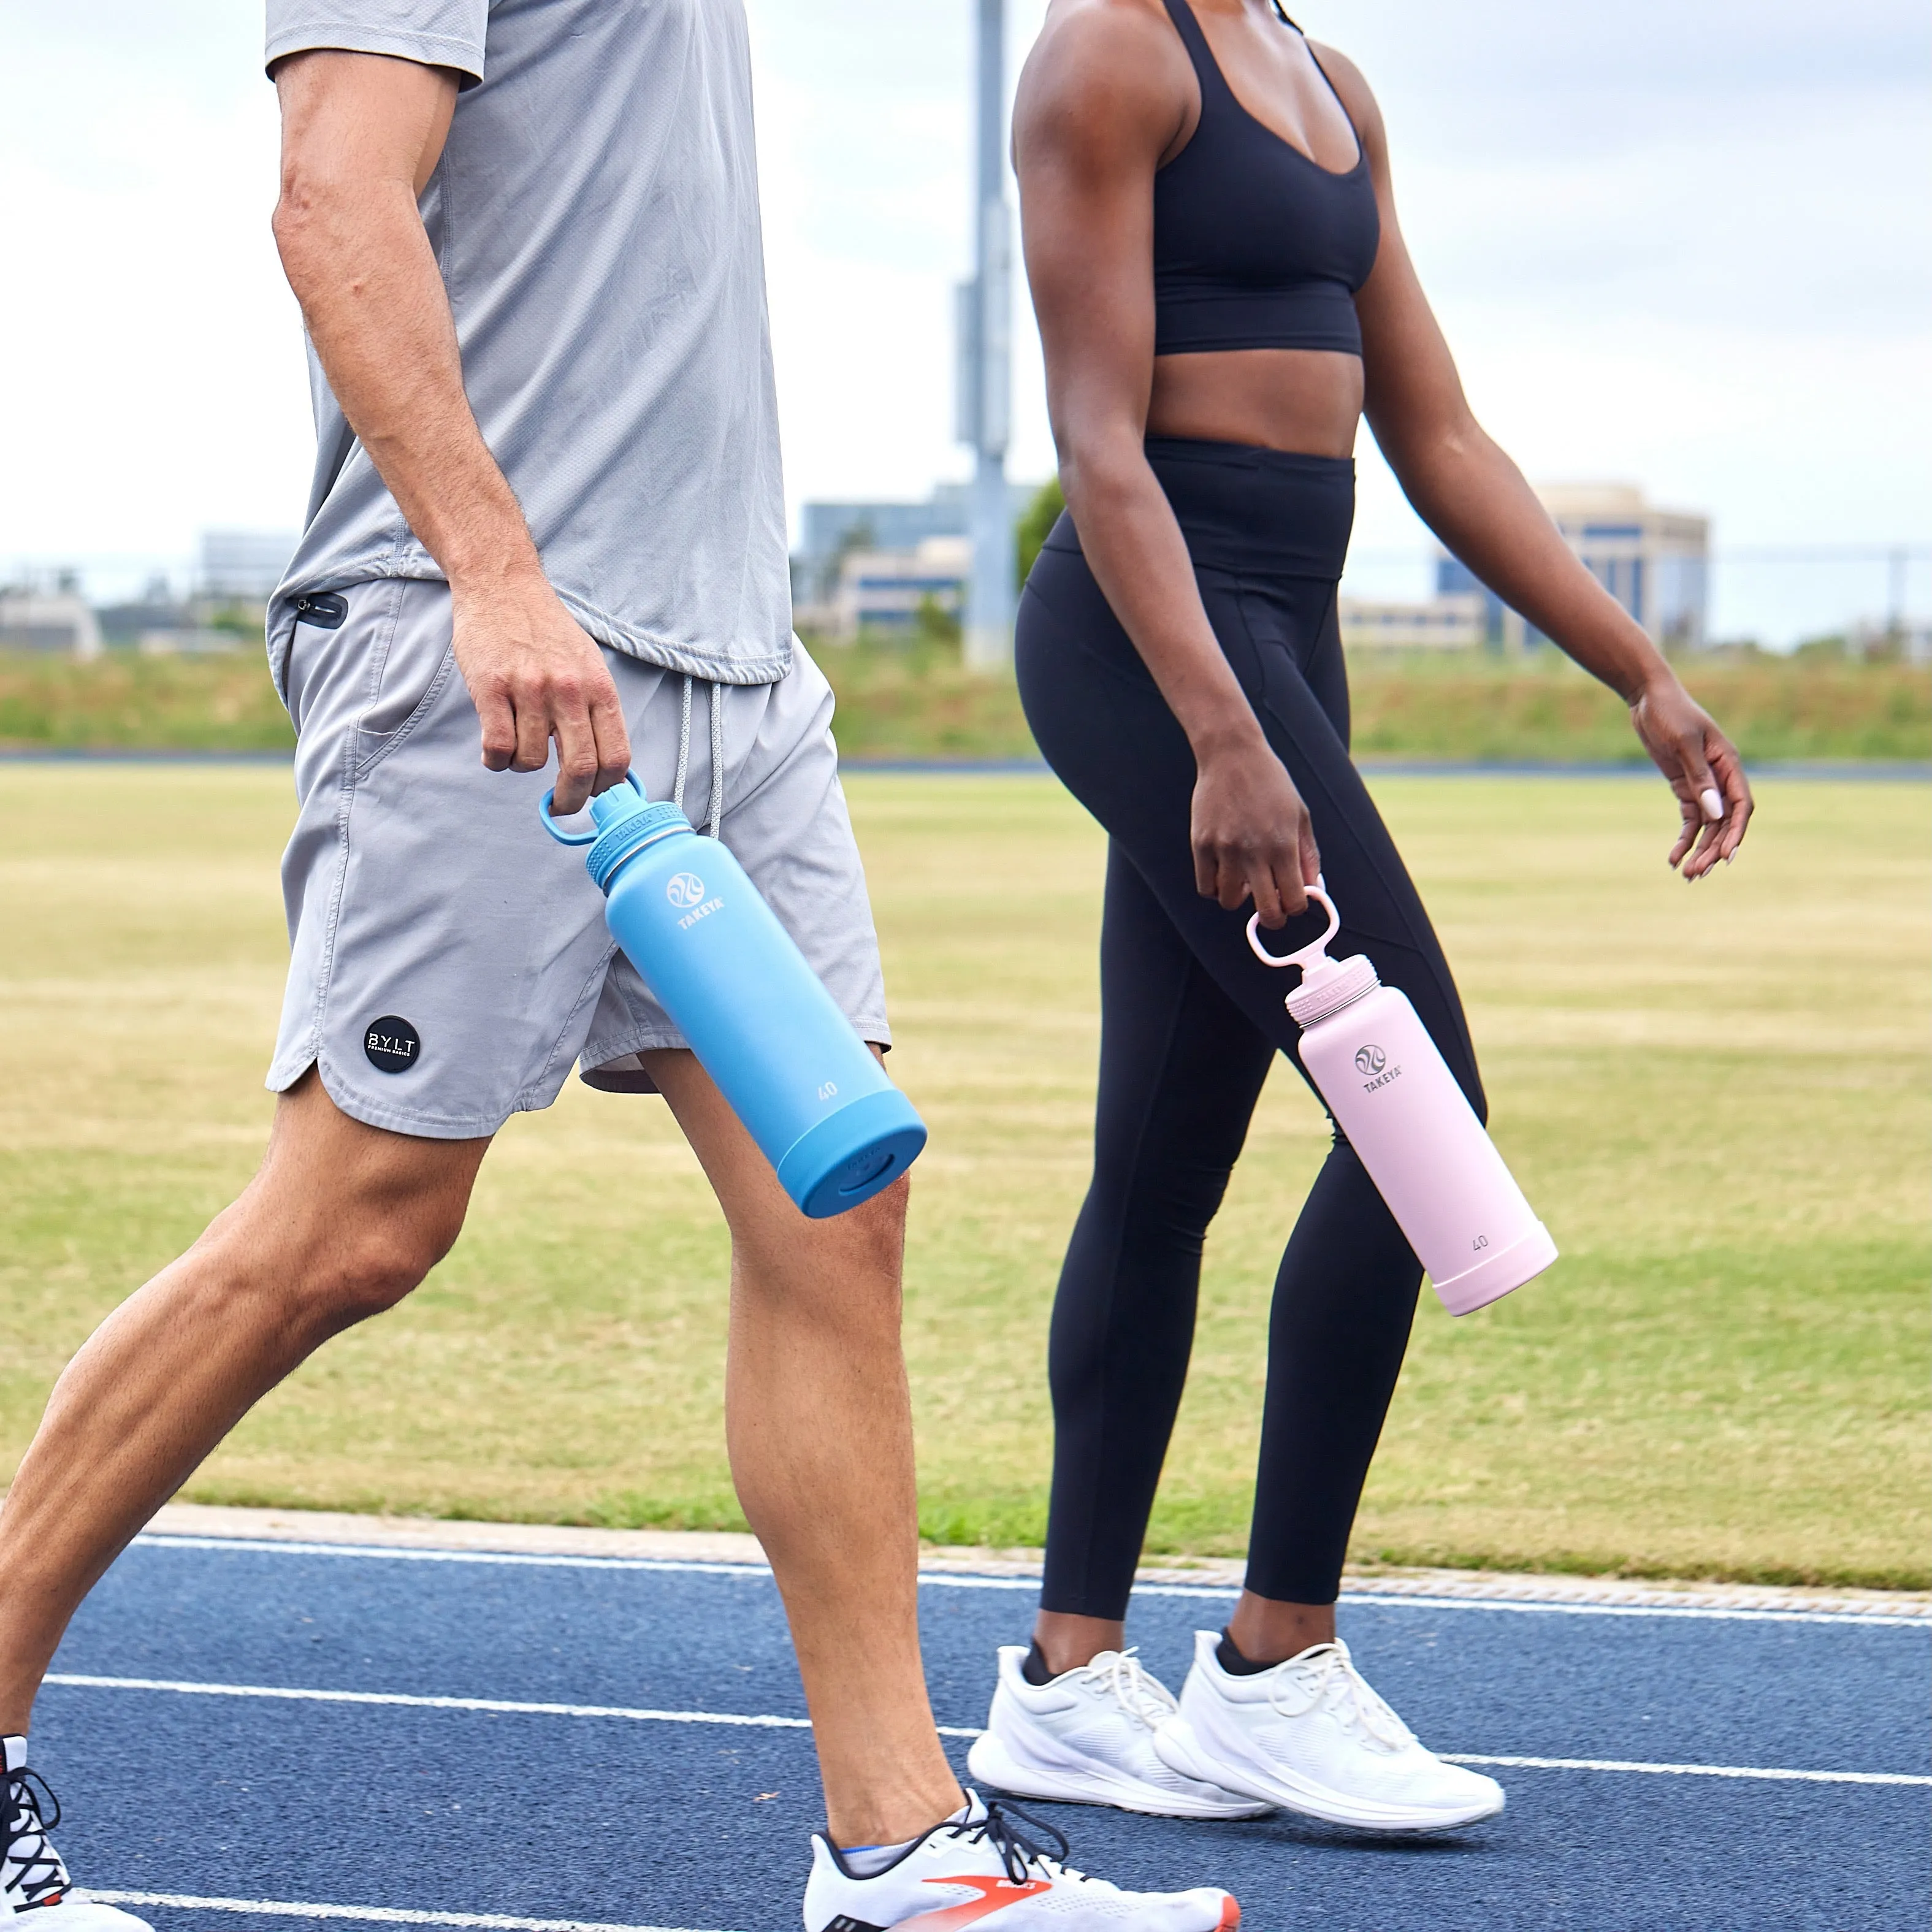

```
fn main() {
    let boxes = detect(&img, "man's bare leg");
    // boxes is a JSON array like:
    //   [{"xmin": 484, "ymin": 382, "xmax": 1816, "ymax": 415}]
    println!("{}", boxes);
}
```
[
  {"xmin": 1, "ymin": 1050, "xmax": 960, "ymax": 1843},
  {"xmin": 0, "ymin": 1071, "xmax": 487, "ymax": 1732},
  {"xmin": 644, "ymin": 1050, "xmax": 963, "ymax": 1849}
]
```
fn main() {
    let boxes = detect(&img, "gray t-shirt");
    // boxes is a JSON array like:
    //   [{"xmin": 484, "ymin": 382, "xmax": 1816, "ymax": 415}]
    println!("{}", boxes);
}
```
[{"xmin": 264, "ymin": 0, "xmax": 790, "ymax": 685}]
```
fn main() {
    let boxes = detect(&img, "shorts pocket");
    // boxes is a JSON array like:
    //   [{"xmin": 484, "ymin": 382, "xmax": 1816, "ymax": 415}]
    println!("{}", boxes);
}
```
[
  {"xmin": 353, "ymin": 591, "xmax": 460, "ymax": 779},
  {"xmin": 280, "ymin": 579, "xmax": 404, "ymax": 740}
]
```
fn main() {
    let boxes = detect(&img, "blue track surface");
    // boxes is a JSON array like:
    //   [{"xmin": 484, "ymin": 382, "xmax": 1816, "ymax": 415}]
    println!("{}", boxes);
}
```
[{"xmin": 35, "ymin": 1537, "xmax": 1929, "ymax": 1932}]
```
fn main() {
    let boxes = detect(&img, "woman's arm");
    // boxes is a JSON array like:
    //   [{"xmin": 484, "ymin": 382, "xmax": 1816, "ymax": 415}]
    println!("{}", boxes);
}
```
[
  {"xmin": 1318, "ymin": 45, "xmax": 1751, "ymax": 877},
  {"xmin": 1014, "ymin": 0, "xmax": 1320, "ymax": 926}
]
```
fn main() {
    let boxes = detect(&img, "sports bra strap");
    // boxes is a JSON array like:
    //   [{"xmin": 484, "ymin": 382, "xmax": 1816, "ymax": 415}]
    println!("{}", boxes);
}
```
[
  {"xmin": 1158, "ymin": 0, "xmax": 1233, "ymax": 104},
  {"xmin": 1163, "ymin": 1, "xmax": 1316, "ymax": 114}
]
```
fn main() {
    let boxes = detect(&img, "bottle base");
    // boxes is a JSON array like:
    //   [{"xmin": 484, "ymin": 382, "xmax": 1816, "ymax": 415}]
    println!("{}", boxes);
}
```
[
  {"xmin": 774, "ymin": 1088, "xmax": 929, "ymax": 1218},
  {"xmin": 1430, "ymin": 1222, "xmax": 1559, "ymax": 1316}
]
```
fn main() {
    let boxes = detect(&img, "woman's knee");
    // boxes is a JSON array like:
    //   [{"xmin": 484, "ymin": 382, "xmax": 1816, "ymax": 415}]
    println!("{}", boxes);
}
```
[{"xmin": 1087, "ymin": 1144, "xmax": 1236, "ymax": 1254}]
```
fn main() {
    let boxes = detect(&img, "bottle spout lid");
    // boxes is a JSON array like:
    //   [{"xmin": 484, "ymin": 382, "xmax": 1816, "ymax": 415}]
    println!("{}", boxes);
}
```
[
  {"xmin": 537, "ymin": 772, "xmax": 692, "ymax": 890},
  {"xmin": 538, "ymin": 772, "xmax": 652, "ymax": 846},
  {"xmin": 1247, "ymin": 883, "xmax": 1382, "ymax": 1026},
  {"xmin": 1246, "ymin": 881, "xmax": 1342, "ymax": 976}
]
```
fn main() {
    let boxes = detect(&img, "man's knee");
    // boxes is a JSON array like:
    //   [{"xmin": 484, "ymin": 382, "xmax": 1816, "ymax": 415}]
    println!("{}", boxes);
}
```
[
  {"xmin": 205, "ymin": 1192, "xmax": 465, "ymax": 1335},
  {"xmin": 205, "ymin": 1144, "xmax": 481, "ymax": 1345},
  {"xmin": 806, "ymin": 1170, "xmax": 909, "ymax": 1296},
  {"xmin": 213, "ymin": 1077, "xmax": 486, "ymax": 1333},
  {"xmin": 737, "ymin": 1172, "xmax": 909, "ymax": 1326},
  {"xmin": 299, "ymin": 1212, "xmax": 462, "ymax": 1328},
  {"xmin": 830, "ymin": 1170, "xmax": 911, "ymax": 1272}
]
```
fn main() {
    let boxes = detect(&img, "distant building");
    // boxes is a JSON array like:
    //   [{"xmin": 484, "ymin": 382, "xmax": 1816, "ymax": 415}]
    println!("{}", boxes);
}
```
[
  {"xmin": 200, "ymin": 529, "xmax": 299, "ymax": 601},
  {"xmin": 817, "ymin": 536, "xmax": 971, "ymax": 641},
  {"xmin": 1340, "ymin": 593, "xmax": 1485, "ymax": 651},
  {"xmin": 0, "ymin": 589, "xmax": 101, "ymax": 658},
  {"xmin": 1437, "ymin": 483, "xmax": 1709, "ymax": 651},
  {"xmin": 136, "ymin": 627, "xmax": 245, "ymax": 656},
  {"xmin": 792, "ymin": 481, "xmax": 1039, "ymax": 621},
  {"xmin": 1852, "ymin": 616, "xmax": 1932, "ymax": 664},
  {"xmin": 96, "ymin": 579, "xmax": 193, "ymax": 648},
  {"xmin": 94, "ymin": 567, "xmax": 251, "ymax": 654}
]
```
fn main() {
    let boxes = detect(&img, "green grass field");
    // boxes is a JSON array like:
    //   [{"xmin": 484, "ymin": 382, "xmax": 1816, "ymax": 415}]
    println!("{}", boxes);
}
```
[
  {"xmin": 1, "ymin": 766, "xmax": 1926, "ymax": 1587},
  {"xmin": 4, "ymin": 644, "xmax": 1928, "ymax": 765}
]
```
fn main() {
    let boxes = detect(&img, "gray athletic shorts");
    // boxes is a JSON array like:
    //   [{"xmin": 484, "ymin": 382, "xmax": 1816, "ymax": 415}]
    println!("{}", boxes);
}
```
[{"xmin": 267, "ymin": 577, "xmax": 888, "ymax": 1139}]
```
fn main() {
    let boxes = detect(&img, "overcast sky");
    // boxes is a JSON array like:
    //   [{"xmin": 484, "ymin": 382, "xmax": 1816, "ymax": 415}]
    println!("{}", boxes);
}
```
[{"xmin": 2, "ymin": 0, "xmax": 1927, "ymax": 638}]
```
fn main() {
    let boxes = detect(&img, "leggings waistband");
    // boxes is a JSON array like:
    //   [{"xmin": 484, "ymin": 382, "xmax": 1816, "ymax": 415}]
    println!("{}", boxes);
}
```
[{"xmin": 1048, "ymin": 437, "xmax": 1356, "ymax": 579}]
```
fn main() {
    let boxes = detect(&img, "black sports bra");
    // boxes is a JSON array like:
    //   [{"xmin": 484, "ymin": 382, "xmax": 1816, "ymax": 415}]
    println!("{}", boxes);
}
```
[{"xmin": 1152, "ymin": 0, "xmax": 1380, "ymax": 357}]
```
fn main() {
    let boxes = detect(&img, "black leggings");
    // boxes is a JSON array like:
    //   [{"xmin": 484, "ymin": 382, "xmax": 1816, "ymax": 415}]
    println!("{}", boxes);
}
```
[{"xmin": 1015, "ymin": 439, "xmax": 1486, "ymax": 1617}]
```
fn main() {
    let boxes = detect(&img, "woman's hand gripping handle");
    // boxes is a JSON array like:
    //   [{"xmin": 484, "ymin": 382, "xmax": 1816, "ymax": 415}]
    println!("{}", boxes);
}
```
[{"xmin": 1191, "ymin": 724, "xmax": 1323, "ymax": 929}]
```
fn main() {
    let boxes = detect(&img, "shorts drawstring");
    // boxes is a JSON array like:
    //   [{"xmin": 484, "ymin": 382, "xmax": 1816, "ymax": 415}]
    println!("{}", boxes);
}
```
[{"xmin": 672, "ymin": 673, "xmax": 725, "ymax": 839}]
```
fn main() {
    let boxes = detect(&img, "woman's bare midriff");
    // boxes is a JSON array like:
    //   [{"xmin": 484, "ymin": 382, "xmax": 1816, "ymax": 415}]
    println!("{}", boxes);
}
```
[{"xmin": 1147, "ymin": 348, "xmax": 1362, "ymax": 457}]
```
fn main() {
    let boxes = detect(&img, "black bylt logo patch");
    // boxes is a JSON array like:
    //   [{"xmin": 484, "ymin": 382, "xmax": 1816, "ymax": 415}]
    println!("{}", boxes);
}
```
[{"xmin": 364, "ymin": 1016, "xmax": 421, "ymax": 1074}]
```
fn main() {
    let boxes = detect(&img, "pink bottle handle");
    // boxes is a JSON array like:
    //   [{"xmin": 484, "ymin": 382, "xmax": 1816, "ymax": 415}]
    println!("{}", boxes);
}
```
[{"xmin": 1245, "ymin": 880, "xmax": 1340, "ymax": 972}]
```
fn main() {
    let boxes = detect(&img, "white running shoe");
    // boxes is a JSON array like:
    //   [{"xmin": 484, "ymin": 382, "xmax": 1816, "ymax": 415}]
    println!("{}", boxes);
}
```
[
  {"xmin": 802, "ymin": 1790, "xmax": 1239, "ymax": 1932},
  {"xmin": 966, "ymin": 1646, "xmax": 1270, "ymax": 1821},
  {"xmin": 5, "ymin": 1738, "xmax": 153, "ymax": 1932},
  {"xmin": 1153, "ymin": 1632, "xmax": 1506, "ymax": 1833}
]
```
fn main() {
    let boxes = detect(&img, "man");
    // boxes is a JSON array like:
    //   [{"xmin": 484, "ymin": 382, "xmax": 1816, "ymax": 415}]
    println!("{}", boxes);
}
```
[{"xmin": 0, "ymin": 5, "xmax": 1239, "ymax": 1928}]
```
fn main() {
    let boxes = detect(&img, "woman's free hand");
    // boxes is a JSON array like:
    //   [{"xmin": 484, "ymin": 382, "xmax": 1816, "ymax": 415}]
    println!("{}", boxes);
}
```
[
  {"xmin": 1628, "ymin": 671, "xmax": 1753, "ymax": 879},
  {"xmin": 1191, "ymin": 730, "xmax": 1322, "ymax": 926}
]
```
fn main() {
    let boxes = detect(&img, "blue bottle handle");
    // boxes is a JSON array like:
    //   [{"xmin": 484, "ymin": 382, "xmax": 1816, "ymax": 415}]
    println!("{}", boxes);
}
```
[{"xmin": 538, "ymin": 771, "xmax": 646, "ymax": 846}]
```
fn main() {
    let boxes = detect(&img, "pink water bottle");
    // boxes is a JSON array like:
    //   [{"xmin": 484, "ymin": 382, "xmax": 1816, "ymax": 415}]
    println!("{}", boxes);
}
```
[{"xmin": 1248, "ymin": 884, "xmax": 1557, "ymax": 1315}]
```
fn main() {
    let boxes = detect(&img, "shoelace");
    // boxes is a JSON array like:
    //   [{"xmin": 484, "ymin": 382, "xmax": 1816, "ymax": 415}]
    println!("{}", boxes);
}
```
[
  {"xmin": 946, "ymin": 1798, "xmax": 1086, "ymax": 1888},
  {"xmin": 4, "ymin": 1765, "xmax": 69, "ymax": 1911},
  {"xmin": 1076, "ymin": 1647, "xmax": 1177, "ymax": 1732},
  {"xmin": 1264, "ymin": 1642, "xmax": 1415, "ymax": 1752}
]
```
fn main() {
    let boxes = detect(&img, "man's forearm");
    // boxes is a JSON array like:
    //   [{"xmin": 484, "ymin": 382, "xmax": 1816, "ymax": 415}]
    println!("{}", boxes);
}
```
[
  {"xmin": 272, "ymin": 147, "xmax": 538, "ymax": 590},
  {"xmin": 267, "ymin": 48, "xmax": 626, "ymax": 806}
]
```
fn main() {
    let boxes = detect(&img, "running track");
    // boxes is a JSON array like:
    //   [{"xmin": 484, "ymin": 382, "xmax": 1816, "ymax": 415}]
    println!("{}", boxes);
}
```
[{"xmin": 35, "ymin": 1535, "xmax": 1929, "ymax": 1932}]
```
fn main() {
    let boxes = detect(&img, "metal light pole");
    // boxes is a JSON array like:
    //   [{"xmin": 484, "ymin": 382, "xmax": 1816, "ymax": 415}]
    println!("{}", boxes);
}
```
[{"xmin": 956, "ymin": 0, "xmax": 1014, "ymax": 670}]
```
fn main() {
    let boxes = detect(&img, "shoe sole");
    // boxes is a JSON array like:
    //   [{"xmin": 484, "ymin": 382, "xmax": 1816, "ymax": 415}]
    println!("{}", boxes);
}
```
[
  {"xmin": 1155, "ymin": 1716, "xmax": 1506, "ymax": 1835},
  {"xmin": 966, "ymin": 1729, "xmax": 1273, "ymax": 1822}
]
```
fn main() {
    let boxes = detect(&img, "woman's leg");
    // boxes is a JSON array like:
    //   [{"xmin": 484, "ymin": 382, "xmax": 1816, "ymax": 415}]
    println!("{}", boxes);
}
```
[
  {"xmin": 1229, "ymin": 584, "xmax": 1489, "ymax": 1654},
  {"xmin": 1223, "ymin": 1137, "xmax": 1425, "ymax": 1657},
  {"xmin": 1035, "ymin": 842, "xmax": 1275, "ymax": 1668},
  {"xmin": 1019, "ymin": 549, "xmax": 1484, "ymax": 1654}
]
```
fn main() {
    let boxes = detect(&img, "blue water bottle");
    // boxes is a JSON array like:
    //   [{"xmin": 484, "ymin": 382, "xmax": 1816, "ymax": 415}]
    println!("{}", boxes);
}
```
[{"xmin": 539, "ymin": 776, "xmax": 926, "ymax": 1216}]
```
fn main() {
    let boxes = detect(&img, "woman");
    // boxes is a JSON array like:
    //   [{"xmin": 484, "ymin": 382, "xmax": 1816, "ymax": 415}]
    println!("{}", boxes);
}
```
[{"xmin": 964, "ymin": 0, "xmax": 1752, "ymax": 1835}]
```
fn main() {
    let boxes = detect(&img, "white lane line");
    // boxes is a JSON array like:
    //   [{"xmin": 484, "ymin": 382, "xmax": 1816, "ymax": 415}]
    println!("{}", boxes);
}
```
[
  {"xmin": 1443, "ymin": 1754, "xmax": 1930, "ymax": 1788},
  {"xmin": 134, "ymin": 1539, "xmax": 765, "ymax": 1582},
  {"xmin": 909, "ymin": 1572, "xmax": 1932, "ymax": 1630},
  {"xmin": 48, "ymin": 1673, "xmax": 1930, "ymax": 1785},
  {"xmin": 43, "ymin": 1673, "xmax": 982, "ymax": 1741},
  {"xmin": 1334, "ymin": 1590, "xmax": 1931, "ymax": 1632},
  {"xmin": 128, "ymin": 1537, "xmax": 1931, "ymax": 1630},
  {"xmin": 83, "ymin": 1892, "xmax": 726, "ymax": 1932}
]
